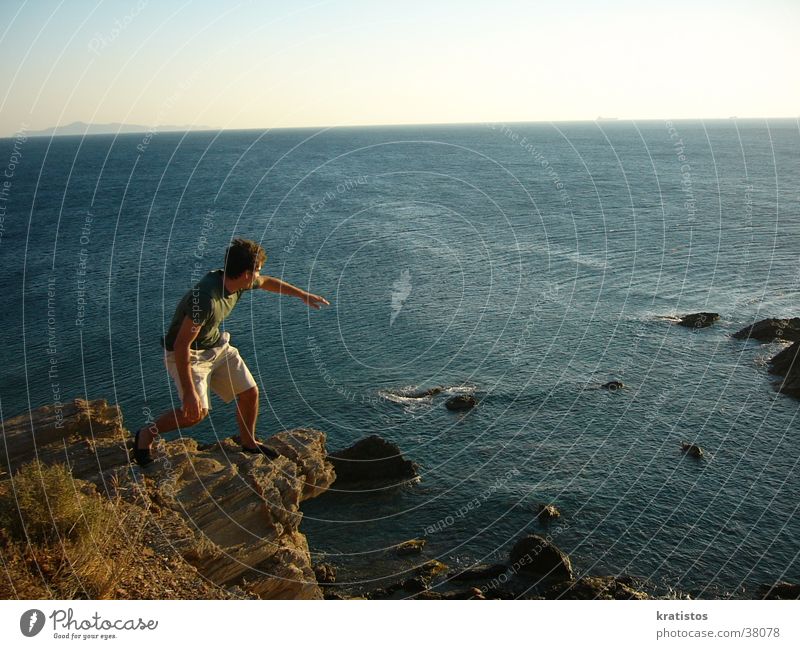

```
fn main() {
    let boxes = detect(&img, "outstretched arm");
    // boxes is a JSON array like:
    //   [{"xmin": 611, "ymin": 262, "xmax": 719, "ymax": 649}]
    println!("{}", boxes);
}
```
[{"xmin": 255, "ymin": 275, "xmax": 330, "ymax": 309}]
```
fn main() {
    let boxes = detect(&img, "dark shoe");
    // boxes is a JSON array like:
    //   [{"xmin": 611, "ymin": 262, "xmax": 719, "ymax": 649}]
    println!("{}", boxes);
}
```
[
  {"xmin": 132, "ymin": 428, "xmax": 153, "ymax": 467},
  {"xmin": 241, "ymin": 442, "xmax": 278, "ymax": 460}
]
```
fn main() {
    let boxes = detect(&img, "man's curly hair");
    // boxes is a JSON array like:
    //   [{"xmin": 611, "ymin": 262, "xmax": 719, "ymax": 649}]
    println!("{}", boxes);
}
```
[{"xmin": 224, "ymin": 238, "xmax": 266, "ymax": 278}]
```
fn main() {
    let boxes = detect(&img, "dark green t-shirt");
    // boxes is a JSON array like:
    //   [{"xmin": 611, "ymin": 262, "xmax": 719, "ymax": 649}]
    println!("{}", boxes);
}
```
[{"xmin": 162, "ymin": 269, "xmax": 248, "ymax": 351}]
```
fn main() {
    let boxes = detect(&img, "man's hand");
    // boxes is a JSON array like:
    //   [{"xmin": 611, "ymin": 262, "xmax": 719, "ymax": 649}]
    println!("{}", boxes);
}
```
[
  {"xmin": 182, "ymin": 389, "xmax": 205, "ymax": 423},
  {"xmin": 301, "ymin": 292, "xmax": 330, "ymax": 310},
  {"xmin": 257, "ymin": 275, "xmax": 330, "ymax": 309}
]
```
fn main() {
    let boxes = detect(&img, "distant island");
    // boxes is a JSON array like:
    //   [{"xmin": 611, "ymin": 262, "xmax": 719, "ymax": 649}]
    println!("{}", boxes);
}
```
[{"xmin": 24, "ymin": 121, "xmax": 217, "ymax": 138}]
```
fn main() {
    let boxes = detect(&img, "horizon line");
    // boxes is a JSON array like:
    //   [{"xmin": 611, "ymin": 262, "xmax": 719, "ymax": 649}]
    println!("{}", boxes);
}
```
[{"xmin": 4, "ymin": 115, "xmax": 799, "ymax": 139}]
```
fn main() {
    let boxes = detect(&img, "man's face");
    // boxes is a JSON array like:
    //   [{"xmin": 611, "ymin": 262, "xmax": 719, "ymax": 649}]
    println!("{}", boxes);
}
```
[{"xmin": 248, "ymin": 264, "xmax": 262, "ymax": 288}]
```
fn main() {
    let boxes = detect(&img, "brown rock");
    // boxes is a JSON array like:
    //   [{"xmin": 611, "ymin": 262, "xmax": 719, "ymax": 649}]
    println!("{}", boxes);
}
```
[
  {"xmin": 328, "ymin": 435, "xmax": 419, "ymax": 486},
  {"xmin": 681, "ymin": 442, "xmax": 705, "ymax": 459},
  {"xmin": 394, "ymin": 538, "xmax": 426, "ymax": 556},
  {"xmin": 509, "ymin": 534, "xmax": 573, "ymax": 582},
  {"xmin": 313, "ymin": 562, "xmax": 336, "ymax": 585},
  {"xmin": 537, "ymin": 504, "xmax": 561, "ymax": 522},
  {"xmin": 678, "ymin": 312, "xmax": 720, "ymax": 328},
  {"xmin": 445, "ymin": 395, "xmax": 477, "ymax": 411}
]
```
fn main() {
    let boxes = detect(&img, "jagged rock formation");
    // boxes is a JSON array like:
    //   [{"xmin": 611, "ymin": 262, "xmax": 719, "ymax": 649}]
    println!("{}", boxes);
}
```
[
  {"xmin": 769, "ymin": 341, "xmax": 800, "ymax": 398},
  {"xmin": 733, "ymin": 318, "xmax": 800, "ymax": 343},
  {"xmin": 0, "ymin": 399, "xmax": 335, "ymax": 599}
]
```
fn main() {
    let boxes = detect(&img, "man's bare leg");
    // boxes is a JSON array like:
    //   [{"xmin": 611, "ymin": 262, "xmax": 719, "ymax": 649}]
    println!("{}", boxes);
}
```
[
  {"xmin": 235, "ymin": 386, "xmax": 259, "ymax": 448},
  {"xmin": 137, "ymin": 408, "xmax": 207, "ymax": 449}
]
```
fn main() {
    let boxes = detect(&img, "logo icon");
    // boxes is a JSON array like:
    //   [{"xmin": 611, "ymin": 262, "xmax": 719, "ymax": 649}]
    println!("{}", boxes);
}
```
[
  {"xmin": 390, "ymin": 269, "xmax": 412, "ymax": 327},
  {"xmin": 20, "ymin": 609, "xmax": 45, "ymax": 637}
]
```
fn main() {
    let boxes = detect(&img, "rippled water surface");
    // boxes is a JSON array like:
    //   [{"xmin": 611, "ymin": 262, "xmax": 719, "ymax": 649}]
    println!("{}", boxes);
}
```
[{"xmin": 2, "ymin": 120, "xmax": 798, "ymax": 596}]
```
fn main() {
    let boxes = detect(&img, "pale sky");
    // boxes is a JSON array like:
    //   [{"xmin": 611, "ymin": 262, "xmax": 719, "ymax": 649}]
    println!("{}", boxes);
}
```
[{"xmin": 1, "ymin": 0, "xmax": 798, "ymax": 136}]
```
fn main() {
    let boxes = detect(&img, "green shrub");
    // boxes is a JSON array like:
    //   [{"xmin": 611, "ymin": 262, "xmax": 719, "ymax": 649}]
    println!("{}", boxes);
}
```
[{"xmin": 0, "ymin": 461, "xmax": 106, "ymax": 546}]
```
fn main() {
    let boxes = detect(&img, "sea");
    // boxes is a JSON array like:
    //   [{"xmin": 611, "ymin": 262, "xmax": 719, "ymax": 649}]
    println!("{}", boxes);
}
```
[{"xmin": 1, "ymin": 120, "xmax": 798, "ymax": 598}]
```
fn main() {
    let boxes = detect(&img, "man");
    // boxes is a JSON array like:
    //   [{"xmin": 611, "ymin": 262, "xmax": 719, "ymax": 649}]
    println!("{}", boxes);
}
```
[{"xmin": 133, "ymin": 238, "xmax": 329, "ymax": 466}]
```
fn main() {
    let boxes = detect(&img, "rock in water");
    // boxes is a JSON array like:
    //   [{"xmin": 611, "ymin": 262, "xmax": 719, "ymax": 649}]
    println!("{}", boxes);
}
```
[
  {"xmin": 601, "ymin": 381, "xmax": 624, "ymax": 391},
  {"xmin": 393, "ymin": 538, "xmax": 426, "ymax": 556},
  {"xmin": 681, "ymin": 442, "xmax": 705, "ymax": 459},
  {"xmin": 313, "ymin": 562, "xmax": 336, "ymax": 585},
  {"xmin": 445, "ymin": 395, "xmax": 477, "ymax": 411},
  {"xmin": 733, "ymin": 318, "xmax": 800, "ymax": 343},
  {"xmin": 328, "ymin": 435, "xmax": 419, "ymax": 485},
  {"xmin": 678, "ymin": 312, "xmax": 720, "ymax": 328},
  {"xmin": 537, "ymin": 504, "xmax": 561, "ymax": 522},
  {"xmin": 450, "ymin": 563, "xmax": 507, "ymax": 582},
  {"xmin": 543, "ymin": 576, "xmax": 651, "ymax": 600},
  {"xmin": 769, "ymin": 341, "xmax": 800, "ymax": 398},
  {"xmin": 759, "ymin": 582, "xmax": 800, "ymax": 600},
  {"xmin": 509, "ymin": 534, "xmax": 573, "ymax": 582}
]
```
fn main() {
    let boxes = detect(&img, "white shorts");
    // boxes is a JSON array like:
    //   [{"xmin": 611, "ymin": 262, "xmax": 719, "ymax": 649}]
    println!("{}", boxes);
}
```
[{"xmin": 164, "ymin": 332, "xmax": 257, "ymax": 411}]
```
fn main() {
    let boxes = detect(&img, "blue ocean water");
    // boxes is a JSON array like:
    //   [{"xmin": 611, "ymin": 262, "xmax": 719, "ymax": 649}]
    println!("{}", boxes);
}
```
[{"xmin": 1, "ymin": 120, "xmax": 798, "ymax": 597}]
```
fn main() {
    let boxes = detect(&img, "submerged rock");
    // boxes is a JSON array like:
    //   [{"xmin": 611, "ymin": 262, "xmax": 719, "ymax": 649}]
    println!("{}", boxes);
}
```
[
  {"xmin": 445, "ymin": 395, "xmax": 477, "ymax": 411},
  {"xmin": 733, "ymin": 318, "xmax": 800, "ymax": 343},
  {"xmin": 328, "ymin": 435, "xmax": 419, "ymax": 486},
  {"xmin": 601, "ymin": 381, "xmax": 624, "ymax": 391},
  {"xmin": 509, "ymin": 534, "xmax": 573, "ymax": 582},
  {"xmin": 678, "ymin": 312, "xmax": 720, "ymax": 328}
]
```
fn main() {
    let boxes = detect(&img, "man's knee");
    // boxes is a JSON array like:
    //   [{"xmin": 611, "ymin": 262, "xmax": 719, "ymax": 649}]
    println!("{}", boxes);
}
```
[
  {"xmin": 238, "ymin": 386, "xmax": 258, "ymax": 401},
  {"xmin": 181, "ymin": 409, "xmax": 208, "ymax": 426}
]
